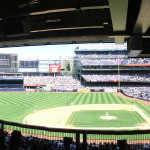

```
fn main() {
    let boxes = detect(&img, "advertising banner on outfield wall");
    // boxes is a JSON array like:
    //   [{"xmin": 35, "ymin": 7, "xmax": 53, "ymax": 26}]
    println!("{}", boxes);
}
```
[
  {"xmin": 24, "ymin": 84, "xmax": 39, "ymax": 87},
  {"xmin": 18, "ymin": 68, "xmax": 38, "ymax": 72},
  {"xmin": 49, "ymin": 64, "xmax": 60, "ymax": 73},
  {"xmin": 39, "ymin": 64, "xmax": 49, "ymax": 72},
  {"xmin": 77, "ymin": 89, "xmax": 90, "ymax": 93},
  {"xmin": 46, "ymin": 84, "xmax": 55, "ymax": 88},
  {"xmin": 104, "ymin": 89, "xmax": 117, "ymax": 92}
]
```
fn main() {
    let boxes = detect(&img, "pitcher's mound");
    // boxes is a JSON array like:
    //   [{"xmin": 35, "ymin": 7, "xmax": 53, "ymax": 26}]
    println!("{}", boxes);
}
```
[{"xmin": 100, "ymin": 116, "xmax": 116, "ymax": 120}]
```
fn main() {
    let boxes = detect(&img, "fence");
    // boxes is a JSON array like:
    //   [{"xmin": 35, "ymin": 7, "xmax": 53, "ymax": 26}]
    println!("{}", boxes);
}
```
[{"xmin": 0, "ymin": 119, "xmax": 150, "ymax": 150}]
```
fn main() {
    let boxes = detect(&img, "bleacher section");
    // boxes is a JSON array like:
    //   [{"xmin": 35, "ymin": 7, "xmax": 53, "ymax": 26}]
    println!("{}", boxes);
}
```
[
  {"xmin": 24, "ymin": 75, "xmax": 84, "ymax": 90},
  {"xmin": 0, "ymin": 73, "xmax": 24, "ymax": 90}
]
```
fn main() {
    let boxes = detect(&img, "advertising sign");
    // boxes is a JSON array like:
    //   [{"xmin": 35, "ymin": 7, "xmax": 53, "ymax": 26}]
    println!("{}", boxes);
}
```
[
  {"xmin": 39, "ymin": 64, "xmax": 49, "ymax": 72},
  {"xmin": 49, "ymin": 64, "xmax": 60, "ymax": 73},
  {"xmin": 24, "ymin": 84, "xmax": 39, "ymax": 87},
  {"xmin": 18, "ymin": 68, "xmax": 38, "ymax": 72},
  {"xmin": 39, "ymin": 60, "xmax": 60, "ymax": 65},
  {"xmin": 104, "ymin": 89, "xmax": 117, "ymax": 92},
  {"xmin": 77, "ymin": 89, "xmax": 90, "ymax": 93}
]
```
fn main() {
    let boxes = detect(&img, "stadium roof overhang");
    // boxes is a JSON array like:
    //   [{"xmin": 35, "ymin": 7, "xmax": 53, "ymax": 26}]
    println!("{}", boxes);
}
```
[{"xmin": 0, "ymin": 0, "xmax": 150, "ymax": 57}]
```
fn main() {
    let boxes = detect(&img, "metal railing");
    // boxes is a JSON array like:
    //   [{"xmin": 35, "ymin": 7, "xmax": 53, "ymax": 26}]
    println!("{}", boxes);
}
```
[{"xmin": 1, "ymin": 119, "xmax": 150, "ymax": 149}]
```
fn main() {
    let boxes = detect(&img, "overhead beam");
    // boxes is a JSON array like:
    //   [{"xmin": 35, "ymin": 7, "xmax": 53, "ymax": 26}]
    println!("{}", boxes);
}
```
[
  {"xmin": 30, "ymin": 8, "xmax": 76, "ymax": 16},
  {"xmin": 108, "ymin": 35, "xmax": 130, "ymax": 44},
  {"xmin": 31, "ymin": 26, "xmax": 104, "ymax": 33},
  {"xmin": 115, "ymin": 36, "xmax": 124, "ymax": 44},
  {"xmin": 128, "ymin": 36, "xmax": 142, "ymax": 57},
  {"xmin": 81, "ymin": 5, "xmax": 109, "ymax": 10},
  {"xmin": 29, "ymin": 5, "xmax": 109, "ymax": 16},
  {"xmin": 108, "ymin": 0, "xmax": 128, "ymax": 31},
  {"xmin": 0, "ymin": 35, "xmax": 109, "ymax": 47},
  {"xmin": 134, "ymin": 0, "xmax": 150, "ymax": 33}
]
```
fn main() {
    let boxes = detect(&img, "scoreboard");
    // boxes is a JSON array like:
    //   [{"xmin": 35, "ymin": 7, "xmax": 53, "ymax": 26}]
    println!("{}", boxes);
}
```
[
  {"xmin": 19, "ymin": 60, "xmax": 61, "ymax": 73},
  {"xmin": 19, "ymin": 60, "xmax": 38, "ymax": 68},
  {"xmin": 0, "ymin": 54, "xmax": 11, "ymax": 68},
  {"xmin": 0, "ymin": 54, "xmax": 18, "ymax": 72}
]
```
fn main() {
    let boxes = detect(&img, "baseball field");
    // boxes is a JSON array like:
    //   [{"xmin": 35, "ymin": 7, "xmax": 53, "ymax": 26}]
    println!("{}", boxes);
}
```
[{"xmin": 0, "ymin": 92, "xmax": 150, "ymax": 130}]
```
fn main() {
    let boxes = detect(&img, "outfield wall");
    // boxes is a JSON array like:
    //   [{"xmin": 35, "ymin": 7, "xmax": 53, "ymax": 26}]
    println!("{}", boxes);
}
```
[{"xmin": 0, "ymin": 88, "xmax": 25, "ymax": 92}]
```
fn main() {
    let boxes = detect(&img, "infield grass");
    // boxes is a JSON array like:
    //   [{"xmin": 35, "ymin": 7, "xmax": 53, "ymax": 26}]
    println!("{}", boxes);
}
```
[{"xmin": 67, "ymin": 110, "xmax": 146, "ymax": 127}]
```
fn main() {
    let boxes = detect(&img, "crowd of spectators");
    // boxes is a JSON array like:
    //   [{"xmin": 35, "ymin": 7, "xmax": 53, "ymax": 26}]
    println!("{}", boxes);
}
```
[
  {"xmin": 0, "ymin": 74, "xmax": 23, "ymax": 79},
  {"xmin": 80, "ymin": 58, "xmax": 150, "ymax": 66},
  {"xmin": 82, "ymin": 65, "xmax": 150, "ymax": 70},
  {"xmin": 85, "ymin": 84, "xmax": 150, "ymax": 101},
  {"xmin": 24, "ymin": 74, "xmax": 150, "ymax": 100},
  {"xmin": 2, "ymin": 130, "xmax": 74, "ymax": 150},
  {"xmin": 76, "ymin": 51, "xmax": 128, "ymax": 59},
  {"xmin": 82, "ymin": 72, "xmax": 150, "ymax": 82},
  {"xmin": 1, "ymin": 129, "xmax": 142, "ymax": 150},
  {"xmin": 76, "ymin": 49, "xmax": 150, "ymax": 100},
  {"xmin": 24, "ymin": 75, "xmax": 84, "ymax": 89},
  {"xmin": 122, "ymin": 86, "xmax": 150, "ymax": 100},
  {"xmin": 75, "ymin": 43, "xmax": 127, "ymax": 51}
]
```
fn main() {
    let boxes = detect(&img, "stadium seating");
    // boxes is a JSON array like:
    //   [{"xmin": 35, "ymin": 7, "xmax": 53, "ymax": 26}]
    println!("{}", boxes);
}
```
[
  {"xmin": 82, "ymin": 72, "xmax": 150, "ymax": 82},
  {"xmin": 80, "ymin": 58, "xmax": 150, "ymax": 66},
  {"xmin": 76, "ymin": 51, "xmax": 128, "ymax": 58},
  {"xmin": 2, "ymin": 129, "xmax": 144, "ymax": 150},
  {"xmin": 75, "ymin": 48, "xmax": 150, "ymax": 100},
  {"xmin": 24, "ymin": 75, "xmax": 84, "ymax": 89}
]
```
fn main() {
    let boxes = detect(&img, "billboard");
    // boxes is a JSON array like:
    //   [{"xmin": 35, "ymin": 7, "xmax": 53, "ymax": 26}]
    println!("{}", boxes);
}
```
[
  {"xmin": 24, "ymin": 84, "xmax": 39, "ymax": 87},
  {"xmin": 39, "ymin": 64, "xmax": 49, "ymax": 72},
  {"xmin": 104, "ymin": 89, "xmax": 117, "ymax": 92},
  {"xmin": 19, "ymin": 60, "xmax": 38, "ymax": 68},
  {"xmin": 49, "ymin": 64, "xmax": 60, "ymax": 73},
  {"xmin": 39, "ymin": 60, "xmax": 60, "ymax": 65},
  {"xmin": 77, "ymin": 89, "xmax": 90, "ymax": 93},
  {"xmin": 18, "ymin": 68, "xmax": 38, "ymax": 72}
]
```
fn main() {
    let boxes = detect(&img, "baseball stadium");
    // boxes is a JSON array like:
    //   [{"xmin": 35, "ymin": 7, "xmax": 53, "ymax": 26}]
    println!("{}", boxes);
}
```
[
  {"xmin": 1, "ymin": 0, "xmax": 150, "ymax": 149},
  {"xmin": 0, "ymin": 43, "xmax": 149, "ymax": 150}
]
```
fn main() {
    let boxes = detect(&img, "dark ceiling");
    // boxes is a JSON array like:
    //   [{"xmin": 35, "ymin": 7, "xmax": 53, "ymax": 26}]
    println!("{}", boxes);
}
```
[{"xmin": 0, "ymin": 0, "xmax": 150, "ymax": 57}]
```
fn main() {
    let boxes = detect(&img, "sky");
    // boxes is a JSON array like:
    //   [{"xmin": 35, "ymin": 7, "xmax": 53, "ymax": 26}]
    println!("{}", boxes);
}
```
[
  {"xmin": 0, "ymin": 43, "xmax": 127, "ymax": 61},
  {"xmin": 0, "ymin": 44, "xmax": 78, "ymax": 60}
]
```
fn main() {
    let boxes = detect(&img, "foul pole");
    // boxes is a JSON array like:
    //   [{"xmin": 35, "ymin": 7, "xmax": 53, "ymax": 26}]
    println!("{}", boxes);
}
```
[{"xmin": 118, "ymin": 58, "xmax": 120, "ymax": 92}]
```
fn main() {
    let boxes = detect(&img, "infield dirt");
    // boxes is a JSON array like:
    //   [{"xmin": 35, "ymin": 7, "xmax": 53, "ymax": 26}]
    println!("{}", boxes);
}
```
[{"xmin": 23, "ymin": 103, "xmax": 150, "ymax": 130}]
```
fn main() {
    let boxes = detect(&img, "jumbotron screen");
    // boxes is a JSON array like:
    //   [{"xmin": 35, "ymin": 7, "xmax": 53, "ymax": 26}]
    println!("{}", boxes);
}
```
[
  {"xmin": 0, "ymin": 54, "xmax": 11, "ymax": 68},
  {"xmin": 19, "ymin": 60, "xmax": 38, "ymax": 68}
]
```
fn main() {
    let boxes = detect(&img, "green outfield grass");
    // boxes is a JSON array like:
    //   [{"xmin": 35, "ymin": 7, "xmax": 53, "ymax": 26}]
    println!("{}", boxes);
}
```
[
  {"xmin": 67, "ymin": 110, "xmax": 146, "ymax": 127},
  {"xmin": 0, "ymin": 92, "xmax": 149, "ymax": 129}
]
